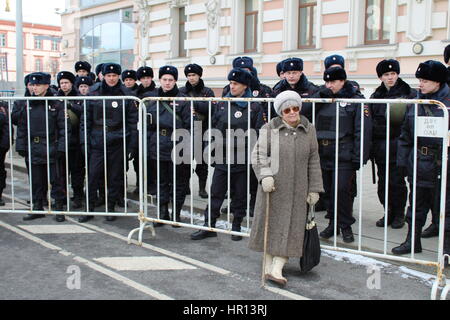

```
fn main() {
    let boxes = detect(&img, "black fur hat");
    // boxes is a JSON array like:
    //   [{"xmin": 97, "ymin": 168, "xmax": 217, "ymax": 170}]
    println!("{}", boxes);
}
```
[
  {"xmin": 74, "ymin": 61, "xmax": 92, "ymax": 73},
  {"xmin": 121, "ymin": 69, "xmax": 137, "ymax": 81},
  {"xmin": 282, "ymin": 58, "xmax": 303, "ymax": 72},
  {"xmin": 323, "ymin": 67, "xmax": 347, "ymax": 82},
  {"xmin": 184, "ymin": 64, "xmax": 203, "ymax": 77},
  {"xmin": 28, "ymin": 72, "xmax": 51, "ymax": 85},
  {"xmin": 57, "ymin": 71, "xmax": 76, "ymax": 85},
  {"xmin": 136, "ymin": 66, "xmax": 154, "ymax": 79},
  {"xmin": 324, "ymin": 55, "xmax": 345, "ymax": 69},
  {"xmin": 376, "ymin": 59, "xmax": 400, "ymax": 77},
  {"xmin": 159, "ymin": 65, "xmax": 178, "ymax": 81},
  {"xmin": 102, "ymin": 63, "xmax": 122, "ymax": 76},
  {"xmin": 415, "ymin": 60, "xmax": 448, "ymax": 83},
  {"xmin": 227, "ymin": 68, "xmax": 253, "ymax": 87}
]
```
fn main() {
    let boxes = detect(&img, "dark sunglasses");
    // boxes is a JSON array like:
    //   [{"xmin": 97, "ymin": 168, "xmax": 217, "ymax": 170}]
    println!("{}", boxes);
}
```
[{"xmin": 282, "ymin": 106, "xmax": 300, "ymax": 115}]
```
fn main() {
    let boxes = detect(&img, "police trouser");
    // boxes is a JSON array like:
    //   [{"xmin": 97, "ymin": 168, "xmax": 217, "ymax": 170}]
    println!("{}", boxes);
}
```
[
  {"xmin": 88, "ymin": 145, "xmax": 124, "ymax": 204},
  {"xmin": 0, "ymin": 147, "xmax": 7, "ymax": 194},
  {"xmin": 406, "ymin": 182, "xmax": 450, "ymax": 232},
  {"xmin": 158, "ymin": 160, "xmax": 190, "ymax": 208},
  {"xmin": 376, "ymin": 161, "xmax": 407, "ymax": 217},
  {"xmin": 133, "ymin": 157, "xmax": 139, "ymax": 187},
  {"xmin": 323, "ymin": 166, "xmax": 356, "ymax": 229},
  {"xmin": 68, "ymin": 146, "xmax": 85, "ymax": 196},
  {"xmin": 29, "ymin": 162, "xmax": 66, "ymax": 202},
  {"xmin": 203, "ymin": 169, "xmax": 248, "ymax": 222}
]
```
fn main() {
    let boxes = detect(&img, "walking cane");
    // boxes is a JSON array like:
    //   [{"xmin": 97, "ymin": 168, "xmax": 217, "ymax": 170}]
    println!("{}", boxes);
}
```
[{"xmin": 261, "ymin": 192, "xmax": 270, "ymax": 288}]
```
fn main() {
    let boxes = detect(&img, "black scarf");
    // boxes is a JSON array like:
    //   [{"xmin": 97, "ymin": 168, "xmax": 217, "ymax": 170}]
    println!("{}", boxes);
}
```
[
  {"xmin": 101, "ymin": 79, "xmax": 123, "ymax": 95},
  {"xmin": 158, "ymin": 84, "xmax": 179, "ymax": 97},
  {"xmin": 185, "ymin": 79, "xmax": 205, "ymax": 94}
]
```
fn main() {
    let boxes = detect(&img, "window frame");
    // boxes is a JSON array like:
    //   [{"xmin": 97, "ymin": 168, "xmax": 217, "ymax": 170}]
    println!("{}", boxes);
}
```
[
  {"xmin": 34, "ymin": 36, "xmax": 43, "ymax": 50},
  {"xmin": 34, "ymin": 57, "xmax": 43, "ymax": 72},
  {"xmin": 178, "ymin": 6, "xmax": 187, "ymax": 58},
  {"xmin": 0, "ymin": 33, "xmax": 6, "ymax": 47},
  {"xmin": 298, "ymin": 0, "xmax": 317, "ymax": 49},
  {"xmin": 364, "ymin": 0, "xmax": 390, "ymax": 45},
  {"xmin": 244, "ymin": 0, "xmax": 258, "ymax": 53}
]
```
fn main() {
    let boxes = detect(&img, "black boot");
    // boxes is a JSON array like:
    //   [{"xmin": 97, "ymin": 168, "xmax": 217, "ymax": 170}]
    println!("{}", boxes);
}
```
[
  {"xmin": 0, "ymin": 190, "xmax": 5, "ymax": 206},
  {"xmin": 320, "ymin": 222, "xmax": 340, "ymax": 239},
  {"xmin": 341, "ymin": 226, "xmax": 354, "ymax": 243},
  {"xmin": 171, "ymin": 205, "xmax": 182, "ymax": 228},
  {"xmin": 153, "ymin": 204, "xmax": 170, "ymax": 227},
  {"xmin": 376, "ymin": 208, "xmax": 393, "ymax": 227},
  {"xmin": 198, "ymin": 180, "xmax": 208, "ymax": 199},
  {"xmin": 55, "ymin": 200, "xmax": 65, "ymax": 222},
  {"xmin": 444, "ymin": 232, "xmax": 450, "ymax": 268},
  {"xmin": 191, "ymin": 218, "xmax": 217, "ymax": 240},
  {"xmin": 421, "ymin": 223, "xmax": 439, "ymax": 238},
  {"xmin": 390, "ymin": 210, "xmax": 405, "ymax": 229},
  {"xmin": 231, "ymin": 217, "xmax": 243, "ymax": 241},
  {"xmin": 392, "ymin": 223, "xmax": 422, "ymax": 255},
  {"xmin": 23, "ymin": 200, "xmax": 45, "ymax": 220},
  {"xmin": 105, "ymin": 201, "xmax": 116, "ymax": 221}
]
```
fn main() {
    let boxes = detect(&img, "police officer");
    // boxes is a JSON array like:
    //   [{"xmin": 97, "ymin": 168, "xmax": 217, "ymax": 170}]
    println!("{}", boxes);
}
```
[
  {"xmin": 309, "ymin": 67, "xmax": 372, "ymax": 243},
  {"xmin": 272, "ymin": 57, "xmax": 319, "ymax": 98},
  {"xmin": 191, "ymin": 68, "xmax": 264, "ymax": 241},
  {"xmin": 75, "ymin": 61, "xmax": 92, "ymax": 78},
  {"xmin": 145, "ymin": 65, "xmax": 191, "ymax": 227},
  {"xmin": 323, "ymin": 54, "xmax": 361, "ymax": 92},
  {"xmin": 80, "ymin": 63, "xmax": 138, "ymax": 222},
  {"xmin": 136, "ymin": 66, "xmax": 157, "ymax": 99},
  {"xmin": 75, "ymin": 76, "xmax": 93, "ymax": 96},
  {"xmin": 369, "ymin": 59, "xmax": 417, "ymax": 229},
  {"xmin": 95, "ymin": 64, "xmax": 104, "ymax": 83},
  {"xmin": 121, "ymin": 69, "xmax": 139, "ymax": 95},
  {"xmin": 444, "ymin": 45, "xmax": 450, "ymax": 86},
  {"xmin": 17, "ymin": 72, "xmax": 70, "ymax": 222},
  {"xmin": 0, "ymin": 89, "xmax": 11, "ymax": 206},
  {"xmin": 393, "ymin": 60, "xmax": 450, "ymax": 259},
  {"xmin": 179, "ymin": 63, "xmax": 215, "ymax": 199},
  {"xmin": 272, "ymin": 59, "xmax": 287, "ymax": 92},
  {"xmin": 56, "ymin": 71, "xmax": 85, "ymax": 210}
]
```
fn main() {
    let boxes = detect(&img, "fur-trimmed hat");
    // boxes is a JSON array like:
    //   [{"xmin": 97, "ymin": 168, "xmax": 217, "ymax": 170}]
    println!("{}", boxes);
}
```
[
  {"xmin": 74, "ymin": 61, "xmax": 92, "ymax": 73},
  {"xmin": 376, "ymin": 59, "xmax": 400, "ymax": 77},
  {"xmin": 57, "ymin": 71, "xmax": 76, "ymax": 85},
  {"xmin": 274, "ymin": 90, "xmax": 302, "ymax": 116},
  {"xmin": 159, "ymin": 65, "xmax": 178, "ymax": 81},
  {"xmin": 28, "ymin": 72, "xmax": 51, "ymax": 85},
  {"xmin": 232, "ymin": 56, "xmax": 254, "ymax": 69},
  {"xmin": 324, "ymin": 55, "xmax": 345, "ymax": 69},
  {"xmin": 136, "ymin": 66, "xmax": 154, "ymax": 80},
  {"xmin": 276, "ymin": 60, "xmax": 285, "ymax": 76},
  {"xmin": 323, "ymin": 67, "xmax": 347, "ymax": 82},
  {"xmin": 415, "ymin": 60, "xmax": 448, "ymax": 83},
  {"xmin": 121, "ymin": 69, "xmax": 137, "ymax": 81},
  {"xmin": 444, "ymin": 44, "xmax": 450, "ymax": 64},
  {"xmin": 227, "ymin": 68, "xmax": 253, "ymax": 87},
  {"xmin": 102, "ymin": 63, "xmax": 122, "ymax": 76},
  {"xmin": 24, "ymin": 74, "xmax": 31, "ymax": 86},
  {"xmin": 282, "ymin": 58, "xmax": 303, "ymax": 72},
  {"xmin": 75, "ymin": 76, "xmax": 93, "ymax": 88},
  {"xmin": 184, "ymin": 64, "xmax": 203, "ymax": 77},
  {"xmin": 95, "ymin": 63, "xmax": 104, "ymax": 76}
]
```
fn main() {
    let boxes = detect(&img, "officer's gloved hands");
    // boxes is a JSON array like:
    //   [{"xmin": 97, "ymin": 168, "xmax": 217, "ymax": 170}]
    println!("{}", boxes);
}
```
[
  {"xmin": 306, "ymin": 192, "xmax": 320, "ymax": 205},
  {"xmin": 261, "ymin": 177, "xmax": 275, "ymax": 193},
  {"xmin": 18, "ymin": 150, "xmax": 27, "ymax": 158},
  {"xmin": 319, "ymin": 87, "xmax": 333, "ymax": 98},
  {"xmin": 352, "ymin": 162, "xmax": 361, "ymax": 171}
]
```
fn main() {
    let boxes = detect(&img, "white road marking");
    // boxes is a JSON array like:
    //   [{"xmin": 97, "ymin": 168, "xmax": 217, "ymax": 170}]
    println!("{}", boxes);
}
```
[
  {"xmin": 18, "ymin": 225, "xmax": 96, "ymax": 234},
  {"xmin": 0, "ymin": 220, "xmax": 173, "ymax": 300},
  {"xmin": 94, "ymin": 256, "xmax": 197, "ymax": 271},
  {"xmin": 264, "ymin": 286, "xmax": 311, "ymax": 300}
]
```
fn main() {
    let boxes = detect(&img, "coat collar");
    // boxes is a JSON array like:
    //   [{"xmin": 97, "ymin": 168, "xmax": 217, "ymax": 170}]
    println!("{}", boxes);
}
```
[{"xmin": 269, "ymin": 115, "xmax": 310, "ymax": 133}]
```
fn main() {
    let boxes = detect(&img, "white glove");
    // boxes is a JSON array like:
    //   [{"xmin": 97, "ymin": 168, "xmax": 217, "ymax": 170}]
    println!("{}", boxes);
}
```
[
  {"xmin": 306, "ymin": 192, "xmax": 320, "ymax": 205},
  {"xmin": 261, "ymin": 177, "xmax": 275, "ymax": 193}
]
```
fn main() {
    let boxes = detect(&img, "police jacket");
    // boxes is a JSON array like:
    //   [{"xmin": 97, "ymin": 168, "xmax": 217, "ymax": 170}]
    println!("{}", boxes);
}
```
[
  {"xmin": 15, "ymin": 89, "xmax": 70, "ymax": 164},
  {"xmin": 80, "ymin": 80, "xmax": 138, "ymax": 153},
  {"xmin": 179, "ymin": 79, "xmax": 215, "ymax": 129},
  {"xmin": 12, "ymin": 89, "xmax": 31, "ymax": 126},
  {"xmin": 136, "ymin": 81, "xmax": 157, "ymax": 99},
  {"xmin": 447, "ymin": 66, "xmax": 450, "ymax": 87},
  {"xmin": 126, "ymin": 83, "xmax": 139, "ymax": 97},
  {"xmin": 145, "ymin": 85, "xmax": 192, "ymax": 162},
  {"xmin": 0, "ymin": 101, "xmax": 11, "ymax": 150},
  {"xmin": 57, "ymin": 87, "xmax": 83, "ymax": 148},
  {"xmin": 369, "ymin": 78, "xmax": 417, "ymax": 164},
  {"xmin": 211, "ymin": 88, "xmax": 264, "ymax": 173},
  {"xmin": 272, "ymin": 74, "xmax": 319, "ymax": 98},
  {"xmin": 310, "ymin": 81, "xmax": 372, "ymax": 170},
  {"xmin": 397, "ymin": 83, "xmax": 450, "ymax": 188}
]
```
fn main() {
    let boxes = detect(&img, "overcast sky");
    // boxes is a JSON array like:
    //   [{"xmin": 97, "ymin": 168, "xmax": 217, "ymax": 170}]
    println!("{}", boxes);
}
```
[{"xmin": 0, "ymin": 0, "xmax": 65, "ymax": 26}]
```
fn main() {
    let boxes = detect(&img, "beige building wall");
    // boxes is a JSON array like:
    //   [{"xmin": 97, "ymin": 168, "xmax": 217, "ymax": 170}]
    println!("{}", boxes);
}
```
[{"xmin": 61, "ymin": 0, "xmax": 450, "ymax": 96}]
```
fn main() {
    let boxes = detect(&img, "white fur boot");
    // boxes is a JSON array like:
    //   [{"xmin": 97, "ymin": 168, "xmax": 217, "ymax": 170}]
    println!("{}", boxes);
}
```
[
  {"xmin": 264, "ymin": 253, "xmax": 273, "ymax": 277},
  {"xmin": 267, "ymin": 256, "xmax": 288, "ymax": 287}
]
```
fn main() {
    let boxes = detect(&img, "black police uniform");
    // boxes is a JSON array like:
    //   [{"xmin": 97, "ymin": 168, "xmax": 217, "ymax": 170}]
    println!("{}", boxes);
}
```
[
  {"xmin": 369, "ymin": 77, "xmax": 417, "ymax": 228},
  {"xmin": 80, "ymin": 67, "xmax": 138, "ymax": 218},
  {"xmin": 145, "ymin": 85, "xmax": 192, "ymax": 225},
  {"xmin": 16, "ymin": 83, "xmax": 70, "ymax": 214},
  {"xmin": 191, "ymin": 85, "xmax": 264, "ymax": 240},
  {"xmin": 179, "ymin": 78, "xmax": 215, "ymax": 198},
  {"xmin": 0, "ymin": 100, "xmax": 11, "ymax": 205},
  {"xmin": 309, "ymin": 80, "xmax": 372, "ymax": 240}
]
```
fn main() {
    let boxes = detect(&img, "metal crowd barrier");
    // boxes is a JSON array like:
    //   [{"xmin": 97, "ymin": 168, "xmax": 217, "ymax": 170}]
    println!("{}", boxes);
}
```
[{"xmin": 0, "ymin": 95, "xmax": 448, "ymax": 300}]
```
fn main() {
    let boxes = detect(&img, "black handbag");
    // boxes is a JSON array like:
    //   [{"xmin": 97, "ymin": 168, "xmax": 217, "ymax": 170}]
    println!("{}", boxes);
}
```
[{"xmin": 299, "ymin": 204, "xmax": 321, "ymax": 273}]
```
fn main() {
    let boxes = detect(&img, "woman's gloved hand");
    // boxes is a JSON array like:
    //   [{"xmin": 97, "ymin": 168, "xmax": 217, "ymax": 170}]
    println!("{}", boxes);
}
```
[
  {"xmin": 261, "ymin": 177, "xmax": 275, "ymax": 193},
  {"xmin": 306, "ymin": 192, "xmax": 320, "ymax": 205}
]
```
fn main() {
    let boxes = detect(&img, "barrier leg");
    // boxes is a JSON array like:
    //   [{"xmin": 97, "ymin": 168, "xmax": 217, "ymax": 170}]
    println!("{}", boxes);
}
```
[{"xmin": 127, "ymin": 214, "xmax": 156, "ymax": 246}]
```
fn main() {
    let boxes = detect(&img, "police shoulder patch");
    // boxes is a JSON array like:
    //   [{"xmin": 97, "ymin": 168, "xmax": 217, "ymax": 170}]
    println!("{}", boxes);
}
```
[{"xmin": 364, "ymin": 105, "xmax": 370, "ymax": 117}]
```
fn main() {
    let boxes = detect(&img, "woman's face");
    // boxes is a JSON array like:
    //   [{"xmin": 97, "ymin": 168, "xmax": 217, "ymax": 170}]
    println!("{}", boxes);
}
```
[{"xmin": 281, "ymin": 105, "xmax": 301, "ymax": 125}]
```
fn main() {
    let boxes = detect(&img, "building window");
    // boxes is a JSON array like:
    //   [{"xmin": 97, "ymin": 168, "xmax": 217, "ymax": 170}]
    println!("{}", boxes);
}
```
[
  {"xmin": 50, "ymin": 59, "xmax": 59, "ymax": 75},
  {"xmin": 244, "ymin": 0, "xmax": 258, "ymax": 53},
  {"xmin": 35, "ymin": 58, "xmax": 43, "ymax": 72},
  {"xmin": 298, "ymin": 0, "xmax": 317, "ymax": 48},
  {"xmin": 0, "ymin": 55, "xmax": 7, "ymax": 71},
  {"xmin": 365, "ymin": 0, "xmax": 391, "ymax": 44},
  {"xmin": 178, "ymin": 7, "xmax": 187, "ymax": 57},
  {"xmin": 0, "ymin": 34, "xmax": 6, "ymax": 47},
  {"xmin": 34, "ymin": 37, "xmax": 43, "ymax": 50},
  {"xmin": 51, "ymin": 40, "xmax": 59, "ymax": 51}
]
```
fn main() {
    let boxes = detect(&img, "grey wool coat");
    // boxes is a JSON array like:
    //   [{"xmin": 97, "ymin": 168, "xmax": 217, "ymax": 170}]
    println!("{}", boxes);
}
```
[{"xmin": 248, "ymin": 115, "xmax": 324, "ymax": 258}]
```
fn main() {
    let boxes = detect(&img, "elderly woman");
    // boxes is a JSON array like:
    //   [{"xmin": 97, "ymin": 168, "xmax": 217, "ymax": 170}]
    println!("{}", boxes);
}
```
[{"xmin": 248, "ymin": 90, "xmax": 324, "ymax": 287}]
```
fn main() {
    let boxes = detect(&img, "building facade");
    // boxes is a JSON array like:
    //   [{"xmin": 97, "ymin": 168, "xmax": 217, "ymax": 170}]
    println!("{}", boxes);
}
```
[
  {"xmin": 0, "ymin": 20, "xmax": 62, "ymax": 89},
  {"xmin": 61, "ymin": 0, "xmax": 450, "ymax": 96}
]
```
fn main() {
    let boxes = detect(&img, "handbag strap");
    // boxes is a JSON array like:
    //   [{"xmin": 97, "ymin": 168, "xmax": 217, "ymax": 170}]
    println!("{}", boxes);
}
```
[{"xmin": 308, "ymin": 204, "xmax": 315, "ymax": 222}]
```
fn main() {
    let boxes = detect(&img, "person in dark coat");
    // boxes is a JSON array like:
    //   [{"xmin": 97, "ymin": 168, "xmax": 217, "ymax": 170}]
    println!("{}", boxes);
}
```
[
  {"xmin": 74, "ymin": 61, "xmax": 91, "ymax": 77},
  {"xmin": 0, "ymin": 89, "xmax": 11, "ymax": 206},
  {"xmin": 306, "ymin": 67, "xmax": 372, "ymax": 243},
  {"xmin": 121, "ymin": 69, "xmax": 139, "ymax": 95},
  {"xmin": 191, "ymin": 68, "xmax": 264, "ymax": 241},
  {"xmin": 56, "ymin": 71, "xmax": 85, "ymax": 211},
  {"xmin": 145, "ymin": 65, "xmax": 191, "ymax": 227},
  {"xmin": 272, "ymin": 59, "xmax": 287, "ymax": 92},
  {"xmin": 136, "ymin": 66, "xmax": 157, "ymax": 99},
  {"xmin": 17, "ymin": 72, "xmax": 70, "ymax": 221},
  {"xmin": 369, "ymin": 59, "xmax": 417, "ymax": 230},
  {"xmin": 75, "ymin": 76, "xmax": 93, "ymax": 96},
  {"xmin": 80, "ymin": 63, "xmax": 138, "ymax": 222},
  {"xmin": 179, "ymin": 63, "xmax": 215, "ymax": 199},
  {"xmin": 393, "ymin": 60, "xmax": 450, "ymax": 261}
]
